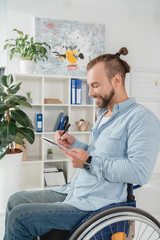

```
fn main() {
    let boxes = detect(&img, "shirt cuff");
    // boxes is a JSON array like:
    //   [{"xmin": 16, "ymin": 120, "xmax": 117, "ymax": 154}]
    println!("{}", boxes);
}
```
[
  {"xmin": 90, "ymin": 156, "xmax": 104, "ymax": 180},
  {"xmin": 69, "ymin": 138, "xmax": 89, "ymax": 150}
]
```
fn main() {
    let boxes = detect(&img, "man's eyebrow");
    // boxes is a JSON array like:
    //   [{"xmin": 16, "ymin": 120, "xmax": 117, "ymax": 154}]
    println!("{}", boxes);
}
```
[{"xmin": 91, "ymin": 82, "xmax": 100, "ymax": 86}]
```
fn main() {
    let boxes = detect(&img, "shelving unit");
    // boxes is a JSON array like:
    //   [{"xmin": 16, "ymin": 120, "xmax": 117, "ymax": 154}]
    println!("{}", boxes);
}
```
[{"xmin": 14, "ymin": 73, "xmax": 96, "ymax": 190}]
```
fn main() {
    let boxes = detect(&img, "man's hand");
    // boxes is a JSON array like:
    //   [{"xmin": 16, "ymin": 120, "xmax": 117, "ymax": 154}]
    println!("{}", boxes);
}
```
[
  {"xmin": 59, "ymin": 148, "xmax": 89, "ymax": 168},
  {"xmin": 55, "ymin": 131, "xmax": 75, "ymax": 149}
]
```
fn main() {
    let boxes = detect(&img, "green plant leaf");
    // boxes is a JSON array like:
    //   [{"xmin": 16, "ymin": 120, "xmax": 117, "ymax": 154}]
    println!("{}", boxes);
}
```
[
  {"xmin": 0, "ymin": 89, "xmax": 7, "ymax": 96},
  {"xmin": 0, "ymin": 144, "xmax": 9, "ymax": 160},
  {"xmin": 18, "ymin": 127, "xmax": 35, "ymax": 144},
  {"xmin": 0, "ymin": 103, "xmax": 10, "ymax": 112},
  {"xmin": 11, "ymin": 109, "xmax": 33, "ymax": 128},
  {"xmin": 14, "ymin": 132, "xmax": 25, "ymax": 147},
  {"xmin": 0, "ymin": 121, "xmax": 17, "ymax": 143},
  {"xmin": 9, "ymin": 82, "xmax": 22, "ymax": 94},
  {"xmin": 4, "ymin": 43, "xmax": 10, "ymax": 50},
  {"xmin": 17, "ymin": 100, "xmax": 32, "ymax": 108},
  {"xmin": 13, "ymin": 28, "xmax": 23, "ymax": 37},
  {"xmin": 6, "ymin": 95, "xmax": 26, "ymax": 102},
  {"xmin": 2, "ymin": 74, "xmax": 13, "ymax": 87}
]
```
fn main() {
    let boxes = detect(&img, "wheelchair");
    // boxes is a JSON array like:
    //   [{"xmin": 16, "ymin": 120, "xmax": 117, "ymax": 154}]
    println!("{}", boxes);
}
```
[{"xmin": 39, "ymin": 184, "xmax": 160, "ymax": 240}]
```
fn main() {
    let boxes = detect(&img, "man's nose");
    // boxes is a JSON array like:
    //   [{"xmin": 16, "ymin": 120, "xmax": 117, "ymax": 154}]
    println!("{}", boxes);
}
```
[{"xmin": 88, "ymin": 87, "xmax": 94, "ymax": 97}]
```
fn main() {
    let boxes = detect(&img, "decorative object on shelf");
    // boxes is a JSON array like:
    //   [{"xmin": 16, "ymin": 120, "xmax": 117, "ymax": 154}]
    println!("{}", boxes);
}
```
[
  {"xmin": 44, "ymin": 98, "xmax": 62, "ymax": 104},
  {"xmin": 35, "ymin": 17, "xmax": 105, "ymax": 76},
  {"xmin": 0, "ymin": 74, "xmax": 35, "ymax": 212},
  {"xmin": 3, "ymin": 28, "xmax": 51, "ymax": 74},
  {"xmin": 26, "ymin": 91, "xmax": 32, "ymax": 104},
  {"xmin": 47, "ymin": 148, "xmax": 53, "ymax": 160},
  {"xmin": 75, "ymin": 119, "xmax": 90, "ymax": 132}
]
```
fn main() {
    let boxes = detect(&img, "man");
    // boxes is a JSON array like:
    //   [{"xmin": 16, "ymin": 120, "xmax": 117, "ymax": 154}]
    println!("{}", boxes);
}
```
[{"xmin": 4, "ymin": 47, "xmax": 160, "ymax": 240}]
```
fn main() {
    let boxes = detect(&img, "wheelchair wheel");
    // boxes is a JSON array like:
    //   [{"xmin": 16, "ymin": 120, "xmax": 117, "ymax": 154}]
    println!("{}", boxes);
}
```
[{"xmin": 68, "ymin": 206, "xmax": 160, "ymax": 240}]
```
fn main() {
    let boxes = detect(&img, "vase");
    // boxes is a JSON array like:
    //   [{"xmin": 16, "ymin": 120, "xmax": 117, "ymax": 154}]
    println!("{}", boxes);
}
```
[
  {"xmin": 0, "ymin": 150, "xmax": 22, "ymax": 213},
  {"xmin": 75, "ymin": 121, "xmax": 90, "ymax": 132},
  {"xmin": 19, "ymin": 60, "xmax": 35, "ymax": 74}
]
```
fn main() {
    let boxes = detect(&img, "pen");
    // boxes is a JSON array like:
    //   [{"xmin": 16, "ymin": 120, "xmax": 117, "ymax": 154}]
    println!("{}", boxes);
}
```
[{"xmin": 60, "ymin": 123, "xmax": 71, "ymax": 139}]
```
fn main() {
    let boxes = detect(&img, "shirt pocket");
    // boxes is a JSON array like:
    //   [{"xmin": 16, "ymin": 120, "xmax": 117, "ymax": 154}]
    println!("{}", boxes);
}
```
[
  {"xmin": 96, "ymin": 131, "xmax": 123, "ymax": 156},
  {"xmin": 107, "ymin": 132, "xmax": 122, "ymax": 139}
]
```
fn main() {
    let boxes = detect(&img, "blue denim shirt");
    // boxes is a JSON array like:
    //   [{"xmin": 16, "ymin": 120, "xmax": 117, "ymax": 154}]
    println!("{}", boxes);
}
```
[{"xmin": 55, "ymin": 98, "xmax": 160, "ymax": 211}]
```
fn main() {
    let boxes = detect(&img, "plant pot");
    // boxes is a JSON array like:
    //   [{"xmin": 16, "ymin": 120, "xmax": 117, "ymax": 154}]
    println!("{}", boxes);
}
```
[
  {"xmin": 27, "ymin": 98, "xmax": 33, "ymax": 104},
  {"xmin": 19, "ymin": 60, "xmax": 35, "ymax": 74},
  {"xmin": 0, "ymin": 149, "xmax": 22, "ymax": 213},
  {"xmin": 47, "ymin": 153, "xmax": 53, "ymax": 160}
]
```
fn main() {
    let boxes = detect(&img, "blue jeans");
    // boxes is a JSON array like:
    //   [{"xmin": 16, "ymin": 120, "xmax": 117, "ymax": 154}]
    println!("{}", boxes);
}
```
[{"xmin": 3, "ymin": 189, "xmax": 92, "ymax": 240}]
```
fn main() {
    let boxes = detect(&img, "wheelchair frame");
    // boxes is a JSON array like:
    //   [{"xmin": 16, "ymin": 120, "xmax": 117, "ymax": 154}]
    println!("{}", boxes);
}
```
[{"xmin": 39, "ymin": 184, "xmax": 160, "ymax": 240}]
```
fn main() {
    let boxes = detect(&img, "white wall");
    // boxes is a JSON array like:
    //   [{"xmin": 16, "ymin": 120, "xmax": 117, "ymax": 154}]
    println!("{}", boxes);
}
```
[
  {"xmin": 0, "ymin": 0, "xmax": 7, "ymax": 67},
  {"xmin": 6, "ymin": 0, "xmax": 160, "ymax": 173},
  {"xmin": 6, "ymin": 0, "xmax": 160, "ymax": 73}
]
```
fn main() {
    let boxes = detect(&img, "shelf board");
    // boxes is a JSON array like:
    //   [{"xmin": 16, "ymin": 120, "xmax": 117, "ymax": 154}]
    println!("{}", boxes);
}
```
[
  {"xmin": 70, "ymin": 104, "xmax": 94, "ymax": 107},
  {"xmin": 32, "ymin": 104, "xmax": 43, "ymax": 106},
  {"xmin": 44, "ymin": 104, "xmax": 69, "ymax": 107},
  {"xmin": 21, "ymin": 157, "xmax": 42, "ymax": 164},
  {"xmin": 44, "ymin": 158, "xmax": 69, "ymax": 162}
]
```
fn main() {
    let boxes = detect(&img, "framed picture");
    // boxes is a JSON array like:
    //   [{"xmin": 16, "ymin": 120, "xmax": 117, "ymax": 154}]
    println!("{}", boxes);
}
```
[{"xmin": 35, "ymin": 17, "xmax": 105, "ymax": 76}]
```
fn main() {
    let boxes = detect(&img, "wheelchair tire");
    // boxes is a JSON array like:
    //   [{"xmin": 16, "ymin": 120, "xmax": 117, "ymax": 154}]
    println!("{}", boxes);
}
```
[{"xmin": 68, "ymin": 206, "xmax": 160, "ymax": 240}]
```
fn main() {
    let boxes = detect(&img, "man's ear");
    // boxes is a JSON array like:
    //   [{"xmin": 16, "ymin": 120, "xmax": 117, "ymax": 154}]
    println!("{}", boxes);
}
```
[{"xmin": 111, "ymin": 74, "xmax": 122, "ymax": 88}]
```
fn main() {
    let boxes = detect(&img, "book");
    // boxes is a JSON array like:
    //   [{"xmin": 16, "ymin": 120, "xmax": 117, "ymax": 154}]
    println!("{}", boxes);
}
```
[
  {"xmin": 71, "ymin": 79, "xmax": 76, "ymax": 104},
  {"xmin": 58, "ymin": 115, "xmax": 68, "ymax": 130},
  {"xmin": 63, "ymin": 116, "xmax": 69, "ymax": 130},
  {"xmin": 54, "ymin": 112, "xmax": 64, "ymax": 131},
  {"xmin": 36, "ymin": 114, "xmax": 43, "ymax": 132},
  {"xmin": 71, "ymin": 79, "xmax": 82, "ymax": 104},
  {"xmin": 76, "ymin": 79, "xmax": 82, "ymax": 104}
]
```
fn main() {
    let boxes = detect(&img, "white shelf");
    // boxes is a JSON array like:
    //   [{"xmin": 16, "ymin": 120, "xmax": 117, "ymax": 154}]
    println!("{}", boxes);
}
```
[{"xmin": 14, "ymin": 73, "xmax": 94, "ymax": 190}]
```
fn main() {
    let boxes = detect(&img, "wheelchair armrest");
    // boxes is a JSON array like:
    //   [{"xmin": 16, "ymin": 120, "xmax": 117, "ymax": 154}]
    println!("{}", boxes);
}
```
[{"xmin": 133, "ymin": 184, "xmax": 142, "ymax": 190}]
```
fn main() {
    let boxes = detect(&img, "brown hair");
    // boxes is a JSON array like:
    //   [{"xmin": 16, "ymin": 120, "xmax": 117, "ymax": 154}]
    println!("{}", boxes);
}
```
[{"xmin": 87, "ymin": 47, "xmax": 130, "ymax": 84}]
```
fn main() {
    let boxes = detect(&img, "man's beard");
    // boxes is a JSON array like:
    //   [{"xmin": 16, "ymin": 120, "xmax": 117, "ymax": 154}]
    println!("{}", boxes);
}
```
[{"xmin": 95, "ymin": 88, "xmax": 115, "ymax": 108}]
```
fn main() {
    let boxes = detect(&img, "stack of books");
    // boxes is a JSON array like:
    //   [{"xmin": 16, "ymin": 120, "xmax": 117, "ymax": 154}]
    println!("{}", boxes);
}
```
[
  {"xmin": 44, "ymin": 98, "xmax": 62, "ymax": 104},
  {"xmin": 44, "ymin": 167, "xmax": 66, "ymax": 187}
]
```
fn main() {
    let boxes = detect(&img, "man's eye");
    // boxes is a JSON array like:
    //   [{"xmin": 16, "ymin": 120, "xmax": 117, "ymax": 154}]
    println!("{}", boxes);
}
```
[{"xmin": 93, "ymin": 85, "xmax": 99, "ymax": 88}]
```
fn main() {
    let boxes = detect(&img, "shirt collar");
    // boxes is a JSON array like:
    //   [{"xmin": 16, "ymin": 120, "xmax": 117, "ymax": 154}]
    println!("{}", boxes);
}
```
[
  {"xmin": 114, "ymin": 97, "xmax": 136, "ymax": 113},
  {"xmin": 99, "ymin": 97, "xmax": 136, "ymax": 117}
]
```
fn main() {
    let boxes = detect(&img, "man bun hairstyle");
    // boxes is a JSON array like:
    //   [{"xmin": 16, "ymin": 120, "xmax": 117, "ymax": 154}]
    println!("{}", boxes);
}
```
[
  {"xmin": 116, "ymin": 47, "xmax": 128, "ymax": 57},
  {"xmin": 87, "ymin": 47, "xmax": 130, "ymax": 84}
]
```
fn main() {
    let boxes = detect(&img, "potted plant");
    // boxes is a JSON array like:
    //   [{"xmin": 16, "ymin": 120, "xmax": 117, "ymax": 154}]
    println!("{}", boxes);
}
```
[
  {"xmin": 47, "ymin": 148, "xmax": 53, "ymax": 160},
  {"xmin": 26, "ymin": 91, "xmax": 32, "ymax": 104},
  {"xmin": 4, "ymin": 29, "xmax": 50, "ymax": 73},
  {"xmin": 0, "ymin": 74, "xmax": 35, "ymax": 212}
]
